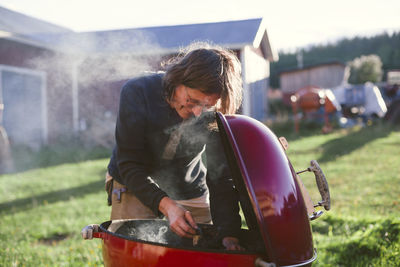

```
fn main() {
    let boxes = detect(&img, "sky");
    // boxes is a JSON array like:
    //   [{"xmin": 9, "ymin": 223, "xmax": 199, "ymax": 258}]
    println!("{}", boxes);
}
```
[{"xmin": 1, "ymin": 0, "xmax": 399, "ymax": 52}]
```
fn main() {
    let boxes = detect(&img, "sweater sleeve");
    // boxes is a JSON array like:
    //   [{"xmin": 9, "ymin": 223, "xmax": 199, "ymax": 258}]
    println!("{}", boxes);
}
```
[
  {"xmin": 205, "ymin": 129, "xmax": 242, "ymax": 240},
  {"xmin": 115, "ymin": 80, "xmax": 167, "ymax": 216}
]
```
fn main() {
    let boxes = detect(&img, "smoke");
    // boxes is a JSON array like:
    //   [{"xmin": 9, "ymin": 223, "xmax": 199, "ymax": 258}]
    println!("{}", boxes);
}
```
[
  {"xmin": 180, "ymin": 112, "xmax": 229, "ymax": 183},
  {"xmin": 113, "ymin": 220, "xmax": 225, "ymax": 249},
  {"xmin": 150, "ymin": 110, "xmax": 232, "ymax": 201},
  {"xmin": 31, "ymin": 29, "xmax": 164, "ymax": 81},
  {"xmin": 153, "ymin": 113, "xmax": 218, "ymax": 198},
  {"xmin": 127, "ymin": 223, "xmax": 169, "ymax": 244},
  {"xmin": 2, "ymin": 28, "xmax": 165, "ymax": 157}
]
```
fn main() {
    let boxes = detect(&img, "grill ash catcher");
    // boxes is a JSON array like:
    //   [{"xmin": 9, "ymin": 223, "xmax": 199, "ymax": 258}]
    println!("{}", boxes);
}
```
[{"xmin": 90, "ymin": 113, "xmax": 331, "ymax": 267}]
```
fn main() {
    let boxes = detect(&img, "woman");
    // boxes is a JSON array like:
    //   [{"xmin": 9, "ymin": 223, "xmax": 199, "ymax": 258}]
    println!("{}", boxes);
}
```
[{"xmin": 82, "ymin": 43, "xmax": 244, "ymax": 250}]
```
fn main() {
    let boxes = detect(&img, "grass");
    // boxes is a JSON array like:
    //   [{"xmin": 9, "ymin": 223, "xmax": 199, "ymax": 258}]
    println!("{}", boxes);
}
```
[
  {"xmin": 9, "ymin": 140, "xmax": 111, "ymax": 173},
  {"xmin": 0, "ymin": 121, "xmax": 399, "ymax": 266},
  {"xmin": 0, "ymin": 159, "xmax": 110, "ymax": 266},
  {"xmin": 272, "ymin": 121, "xmax": 400, "ymax": 266}
]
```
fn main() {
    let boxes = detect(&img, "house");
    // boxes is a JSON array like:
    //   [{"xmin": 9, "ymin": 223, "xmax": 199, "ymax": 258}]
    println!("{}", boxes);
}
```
[
  {"xmin": 279, "ymin": 62, "xmax": 348, "ymax": 105},
  {"xmin": 0, "ymin": 6, "xmax": 75, "ymax": 150},
  {"xmin": 0, "ymin": 6, "xmax": 278, "ymax": 149}
]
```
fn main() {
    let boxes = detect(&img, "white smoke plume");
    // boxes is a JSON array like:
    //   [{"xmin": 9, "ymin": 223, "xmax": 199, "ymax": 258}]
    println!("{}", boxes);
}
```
[{"xmin": 23, "ymin": 30, "xmax": 164, "ymax": 147}]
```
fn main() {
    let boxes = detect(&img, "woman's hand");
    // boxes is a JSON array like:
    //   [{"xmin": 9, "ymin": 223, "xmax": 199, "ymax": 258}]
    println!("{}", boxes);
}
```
[
  {"xmin": 222, "ymin": 237, "xmax": 245, "ymax": 251},
  {"xmin": 159, "ymin": 197, "xmax": 198, "ymax": 238}
]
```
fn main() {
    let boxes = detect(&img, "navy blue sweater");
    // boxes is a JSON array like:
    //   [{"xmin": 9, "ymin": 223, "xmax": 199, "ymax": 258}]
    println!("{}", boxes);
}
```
[{"xmin": 108, "ymin": 73, "xmax": 241, "ymax": 238}]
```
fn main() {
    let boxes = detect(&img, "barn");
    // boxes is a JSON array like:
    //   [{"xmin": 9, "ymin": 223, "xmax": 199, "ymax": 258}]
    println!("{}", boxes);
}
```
[{"xmin": 0, "ymin": 6, "xmax": 278, "ymax": 149}]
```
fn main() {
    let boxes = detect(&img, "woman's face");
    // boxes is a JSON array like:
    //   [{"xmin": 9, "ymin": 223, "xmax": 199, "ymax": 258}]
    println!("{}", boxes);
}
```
[{"xmin": 172, "ymin": 85, "xmax": 220, "ymax": 119}]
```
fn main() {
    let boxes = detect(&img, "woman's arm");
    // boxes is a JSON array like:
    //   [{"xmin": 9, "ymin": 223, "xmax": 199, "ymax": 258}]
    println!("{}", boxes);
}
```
[{"xmin": 115, "ymin": 79, "xmax": 168, "ymax": 215}]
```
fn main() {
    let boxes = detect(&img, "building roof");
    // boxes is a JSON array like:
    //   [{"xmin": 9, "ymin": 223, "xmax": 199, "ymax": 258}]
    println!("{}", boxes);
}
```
[
  {"xmin": 91, "ymin": 18, "xmax": 263, "ymax": 51},
  {"xmin": 31, "ymin": 18, "xmax": 277, "ymax": 60},
  {"xmin": 0, "ymin": 6, "xmax": 72, "ymax": 34}
]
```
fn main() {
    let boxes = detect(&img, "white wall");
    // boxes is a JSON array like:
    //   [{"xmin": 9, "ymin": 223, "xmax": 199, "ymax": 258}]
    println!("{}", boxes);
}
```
[{"xmin": 240, "ymin": 45, "xmax": 270, "ymax": 120}]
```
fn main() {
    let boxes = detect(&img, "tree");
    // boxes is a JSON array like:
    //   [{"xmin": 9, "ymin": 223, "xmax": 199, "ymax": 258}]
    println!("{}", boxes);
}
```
[{"xmin": 348, "ymin": 54, "xmax": 383, "ymax": 84}]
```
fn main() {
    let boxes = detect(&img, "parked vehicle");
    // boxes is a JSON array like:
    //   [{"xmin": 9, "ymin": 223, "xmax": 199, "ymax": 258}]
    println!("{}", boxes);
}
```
[
  {"xmin": 332, "ymin": 82, "xmax": 387, "ymax": 120},
  {"xmin": 290, "ymin": 86, "xmax": 341, "ymax": 133}
]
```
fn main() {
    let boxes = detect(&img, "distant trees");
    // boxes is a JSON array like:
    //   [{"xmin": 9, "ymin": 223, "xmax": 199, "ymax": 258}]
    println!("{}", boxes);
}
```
[
  {"xmin": 348, "ymin": 54, "xmax": 383, "ymax": 84},
  {"xmin": 270, "ymin": 31, "xmax": 400, "ymax": 88}
]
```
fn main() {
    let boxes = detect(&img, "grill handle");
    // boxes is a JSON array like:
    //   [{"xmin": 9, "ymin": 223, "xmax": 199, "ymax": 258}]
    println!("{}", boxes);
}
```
[
  {"xmin": 309, "ymin": 160, "xmax": 331, "ymax": 211},
  {"xmin": 93, "ymin": 231, "xmax": 104, "ymax": 239}
]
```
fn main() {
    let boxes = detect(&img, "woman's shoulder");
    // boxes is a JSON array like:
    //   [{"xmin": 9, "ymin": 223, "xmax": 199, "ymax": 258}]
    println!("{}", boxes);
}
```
[
  {"xmin": 125, "ymin": 72, "xmax": 164, "ymax": 88},
  {"xmin": 120, "ymin": 72, "xmax": 164, "ymax": 99}
]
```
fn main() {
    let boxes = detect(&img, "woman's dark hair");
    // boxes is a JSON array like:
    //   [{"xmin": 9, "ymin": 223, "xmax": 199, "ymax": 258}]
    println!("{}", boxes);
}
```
[{"xmin": 162, "ymin": 42, "xmax": 243, "ymax": 114}]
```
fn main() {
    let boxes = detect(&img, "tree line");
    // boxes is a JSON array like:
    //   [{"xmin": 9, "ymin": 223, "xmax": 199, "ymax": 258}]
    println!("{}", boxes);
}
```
[{"xmin": 270, "ymin": 31, "xmax": 400, "ymax": 88}]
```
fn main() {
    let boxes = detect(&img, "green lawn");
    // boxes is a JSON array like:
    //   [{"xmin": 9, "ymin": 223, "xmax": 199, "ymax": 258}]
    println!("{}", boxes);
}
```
[
  {"xmin": 277, "ymin": 123, "xmax": 400, "ymax": 266},
  {"xmin": 0, "ymin": 122, "xmax": 399, "ymax": 266},
  {"xmin": 0, "ymin": 160, "xmax": 110, "ymax": 266}
]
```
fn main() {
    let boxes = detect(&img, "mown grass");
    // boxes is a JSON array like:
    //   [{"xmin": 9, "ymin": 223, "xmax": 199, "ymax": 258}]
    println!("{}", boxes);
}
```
[
  {"xmin": 0, "ymin": 121, "xmax": 399, "ymax": 266},
  {"xmin": 0, "ymin": 159, "xmax": 110, "ymax": 266},
  {"xmin": 271, "ymin": 121, "xmax": 400, "ymax": 266}
]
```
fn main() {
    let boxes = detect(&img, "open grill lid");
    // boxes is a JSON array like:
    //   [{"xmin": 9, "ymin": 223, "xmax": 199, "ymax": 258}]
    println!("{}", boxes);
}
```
[{"xmin": 216, "ymin": 113, "xmax": 314, "ymax": 266}]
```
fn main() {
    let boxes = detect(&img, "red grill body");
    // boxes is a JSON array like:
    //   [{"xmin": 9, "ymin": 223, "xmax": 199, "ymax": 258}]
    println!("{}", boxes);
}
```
[
  {"xmin": 92, "ymin": 113, "xmax": 316, "ymax": 267},
  {"xmin": 94, "ymin": 229, "xmax": 261, "ymax": 267}
]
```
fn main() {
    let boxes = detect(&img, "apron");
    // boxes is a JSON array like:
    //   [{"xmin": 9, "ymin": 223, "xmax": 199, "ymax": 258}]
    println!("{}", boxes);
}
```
[{"xmin": 106, "ymin": 172, "xmax": 212, "ymax": 223}]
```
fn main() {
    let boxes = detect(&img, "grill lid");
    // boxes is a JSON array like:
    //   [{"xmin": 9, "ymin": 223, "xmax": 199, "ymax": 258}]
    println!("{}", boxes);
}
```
[{"xmin": 216, "ymin": 113, "xmax": 314, "ymax": 266}]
